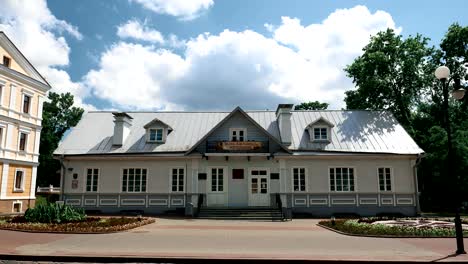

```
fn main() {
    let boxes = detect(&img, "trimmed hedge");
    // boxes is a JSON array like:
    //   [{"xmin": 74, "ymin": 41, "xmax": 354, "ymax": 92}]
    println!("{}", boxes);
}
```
[
  {"xmin": 320, "ymin": 219, "xmax": 468, "ymax": 237},
  {"xmin": 0, "ymin": 216, "xmax": 155, "ymax": 233},
  {"xmin": 25, "ymin": 203, "xmax": 86, "ymax": 223}
]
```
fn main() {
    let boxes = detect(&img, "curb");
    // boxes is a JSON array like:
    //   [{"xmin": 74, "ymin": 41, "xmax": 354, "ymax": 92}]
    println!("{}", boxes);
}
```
[
  {"xmin": 316, "ymin": 223, "xmax": 462, "ymax": 239},
  {"xmin": 0, "ymin": 253, "xmax": 440, "ymax": 263},
  {"xmin": 0, "ymin": 219, "xmax": 155, "ymax": 234}
]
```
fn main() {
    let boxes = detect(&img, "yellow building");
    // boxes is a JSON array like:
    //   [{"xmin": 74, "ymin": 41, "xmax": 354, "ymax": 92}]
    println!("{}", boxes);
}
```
[{"xmin": 0, "ymin": 32, "xmax": 51, "ymax": 213}]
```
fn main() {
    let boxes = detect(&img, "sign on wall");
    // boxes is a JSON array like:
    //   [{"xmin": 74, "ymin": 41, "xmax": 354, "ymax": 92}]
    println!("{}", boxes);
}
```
[{"xmin": 217, "ymin": 141, "xmax": 262, "ymax": 151}]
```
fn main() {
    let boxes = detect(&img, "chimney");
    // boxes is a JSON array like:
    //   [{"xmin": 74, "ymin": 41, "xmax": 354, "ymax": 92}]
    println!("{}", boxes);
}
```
[
  {"xmin": 275, "ymin": 104, "xmax": 294, "ymax": 145},
  {"xmin": 112, "ymin": 112, "xmax": 133, "ymax": 146}
]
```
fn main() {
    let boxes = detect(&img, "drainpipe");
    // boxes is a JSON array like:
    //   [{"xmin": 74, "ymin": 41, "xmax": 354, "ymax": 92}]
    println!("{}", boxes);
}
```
[{"xmin": 413, "ymin": 153, "xmax": 424, "ymax": 215}]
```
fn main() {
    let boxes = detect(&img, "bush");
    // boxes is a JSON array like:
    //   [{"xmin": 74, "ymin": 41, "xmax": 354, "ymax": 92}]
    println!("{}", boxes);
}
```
[
  {"xmin": 24, "ymin": 203, "xmax": 86, "ymax": 223},
  {"xmin": 320, "ymin": 219, "xmax": 468, "ymax": 237}
]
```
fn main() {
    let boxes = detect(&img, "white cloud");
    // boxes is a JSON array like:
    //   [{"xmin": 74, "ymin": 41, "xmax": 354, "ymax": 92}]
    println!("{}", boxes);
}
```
[
  {"xmin": 117, "ymin": 20, "xmax": 164, "ymax": 43},
  {"xmin": 85, "ymin": 5, "xmax": 400, "ymax": 111},
  {"xmin": 131, "ymin": 0, "xmax": 214, "ymax": 20},
  {"xmin": 0, "ymin": 0, "xmax": 91, "ymax": 109},
  {"xmin": 84, "ymin": 42, "xmax": 187, "ymax": 110}
]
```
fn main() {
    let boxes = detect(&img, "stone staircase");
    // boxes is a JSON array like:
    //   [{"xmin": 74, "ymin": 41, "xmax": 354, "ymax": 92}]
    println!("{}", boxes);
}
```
[{"xmin": 197, "ymin": 207, "xmax": 285, "ymax": 221}]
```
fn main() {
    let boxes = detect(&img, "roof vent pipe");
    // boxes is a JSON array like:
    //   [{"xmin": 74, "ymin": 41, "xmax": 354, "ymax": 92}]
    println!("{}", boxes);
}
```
[
  {"xmin": 112, "ymin": 112, "xmax": 133, "ymax": 146},
  {"xmin": 275, "ymin": 104, "xmax": 294, "ymax": 145}
]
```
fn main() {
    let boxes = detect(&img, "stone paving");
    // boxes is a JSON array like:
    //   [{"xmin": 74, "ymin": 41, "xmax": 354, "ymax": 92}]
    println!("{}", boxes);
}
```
[{"xmin": 1, "ymin": 218, "xmax": 468, "ymax": 262}]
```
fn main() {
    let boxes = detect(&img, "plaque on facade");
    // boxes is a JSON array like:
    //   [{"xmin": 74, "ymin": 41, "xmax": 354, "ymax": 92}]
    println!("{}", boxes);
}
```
[
  {"xmin": 217, "ymin": 141, "xmax": 262, "ymax": 151},
  {"xmin": 71, "ymin": 179, "xmax": 78, "ymax": 189}
]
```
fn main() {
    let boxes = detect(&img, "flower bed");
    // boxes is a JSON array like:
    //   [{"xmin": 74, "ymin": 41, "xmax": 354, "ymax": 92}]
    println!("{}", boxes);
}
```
[
  {"xmin": 0, "ymin": 216, "xmax": 155, "ymax": 233},
  {"xmin": 319, "ymin": 218, "xmax": 468, "ymax": 237}
]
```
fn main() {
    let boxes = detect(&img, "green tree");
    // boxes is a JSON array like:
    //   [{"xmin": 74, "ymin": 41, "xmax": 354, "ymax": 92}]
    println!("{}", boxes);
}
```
[
  {"xmin": 37, "ymin": 92, "xmax": 84, "ymax": 186},
  {"xmin": 344, "ymin": 28, "xmax": 434, "ymax": 127},
  {"xmin": 294, "ymin": 101, "xmax": 329, "ymax": 110},
  {"xmin": 344, "ymin": 24, "xmax": 468, "ymax": 211}
]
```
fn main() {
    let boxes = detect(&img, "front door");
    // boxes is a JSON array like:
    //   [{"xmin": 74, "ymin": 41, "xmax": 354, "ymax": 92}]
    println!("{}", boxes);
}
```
[
  {"xmin": 206, "ymin": 167, "xmax": 228, "ymax": 206},
  {"xmin": 248, "ymin": 169, "xmax": 270, "ymax": 206}
]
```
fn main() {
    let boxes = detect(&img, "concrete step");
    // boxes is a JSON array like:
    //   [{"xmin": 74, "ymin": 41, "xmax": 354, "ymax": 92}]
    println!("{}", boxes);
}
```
[{"xmin": 197, "ymin": 207, "xmax": 284, "ymax": 221}]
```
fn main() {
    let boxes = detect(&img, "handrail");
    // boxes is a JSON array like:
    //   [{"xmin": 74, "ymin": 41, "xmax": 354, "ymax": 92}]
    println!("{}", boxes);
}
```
[
  {"xmin": 275, "ymin": 193, "xmax": 286, "ymax": 221},
  {"xmin": 195, "ymin": 193, "xmax": 204, "ymax": 217},
  {"xmin": 36, "ymin": 185, "xmax": 61, "ymax": 194}
]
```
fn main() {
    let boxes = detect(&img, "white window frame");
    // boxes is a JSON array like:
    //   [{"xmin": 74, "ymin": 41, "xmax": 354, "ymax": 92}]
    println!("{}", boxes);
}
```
[
  {"xmin": 20, "ymin": 90, "xmax": 33, "ymax": 115},
  {"xmin": 121, "ymin": 168, "xmax": 148, "ymax": 193},
  {"xmin": 291, "ymin": 167, "xmax": 308, "ymax": 192},
  {"xmin": 85, "ymin": 168, "xmax": 100, "ymax": 192},
  {"xmin": 208, "ymin": 167, "xmax": 227, "ymax": 193},
  {"xmin": 170, "ymin": 167, "xmax": 185, "ymax": 193},
  {"xmin": 0, "ymin": 81, "xmax": 4, "ymax": 107},
  {"xmin": 17, "ymin": 130, "xmax": 29, "ymax": 152},
  {"xmin": 13, "ymin": 169, "xmax": 25, "ymax": 192},
  {"xmin": 328, "ymin": 167, "xmax": 357, "ymax": 192},
  {"xmin": 12, "ymin": 200, "xmax": 22, "ymax": 213},
  {"xmin": 0, "ymin": 123, "xmax": 6, "ymax": 149},
  {"xmin": 147, "ymin": 128, "xmax": 165, "ymax": 143},
  {"xmin": 229, "ymin": 128, "xmax": 247, "ymax": 141},
  {"xmin": 377, "ymin": 167, "xmax": 393, "ymax": 192},
  {"xmin": 312, "ymin": 126, "xmax": 329, "ymax": 141}
]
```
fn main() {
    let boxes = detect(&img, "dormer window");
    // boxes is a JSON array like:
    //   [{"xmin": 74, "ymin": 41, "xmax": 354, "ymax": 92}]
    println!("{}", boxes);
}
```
[
  {"xmin": 230, "ymin": 128, "xmax": 246, "ymax": 141},
  {"xmin": 144, "ymin": 117, "xmax": 172, "ymax": 144},
  {"xmin": 313, "ymin": 127, "xmax": 328, "ymax": 140},
  {"xmin": 306, "ymin": 117, "xmax": 334, "ymax": 143},
  {"xmin": 149, "ymin": 128, "xmax": 164, "ymax": 142}
]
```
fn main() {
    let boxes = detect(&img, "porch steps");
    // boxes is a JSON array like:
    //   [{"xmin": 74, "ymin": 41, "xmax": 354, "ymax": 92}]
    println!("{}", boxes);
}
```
[{"xmin": 197, "ymin": 207, "xmax": 284, "ymax": 221}]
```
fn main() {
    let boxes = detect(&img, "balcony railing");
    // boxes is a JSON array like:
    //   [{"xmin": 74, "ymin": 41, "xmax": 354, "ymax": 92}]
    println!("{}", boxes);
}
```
[
  {"xmin": 206, "ymin": 140, "xmax": 269, "ymax": 153},
  {"xmin": 36, "ymin": 185, "xmax": 61, "ymax": 194}
]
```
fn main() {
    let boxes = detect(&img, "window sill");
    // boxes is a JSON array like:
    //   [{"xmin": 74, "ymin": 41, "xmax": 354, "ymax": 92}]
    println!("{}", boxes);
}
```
[{"xmin": 13, "ymin": 189, "xmax": 24, "ymax": 193}]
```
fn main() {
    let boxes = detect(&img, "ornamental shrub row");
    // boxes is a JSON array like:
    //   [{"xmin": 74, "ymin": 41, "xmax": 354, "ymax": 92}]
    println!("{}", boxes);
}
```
[
  {"xmin": 320, "ymin": 219, "xmax": 468, "ymax": 237},
  {"xmin": 24, "ymin": 203, "xmax": 86, "ymax": 223}
]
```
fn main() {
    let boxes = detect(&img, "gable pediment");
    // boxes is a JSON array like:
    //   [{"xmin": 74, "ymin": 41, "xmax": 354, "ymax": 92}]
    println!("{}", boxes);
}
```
[
  {"xmin": 144, "ymin": 117, "xmax": 173, "ymax": 130},
  {"xmin": 0, "ymin": 32, "xmax": 49, "ymax": 86},
  {"xmin": 187, "ymin": 107, "xmax": 290, "ymax": 154}
]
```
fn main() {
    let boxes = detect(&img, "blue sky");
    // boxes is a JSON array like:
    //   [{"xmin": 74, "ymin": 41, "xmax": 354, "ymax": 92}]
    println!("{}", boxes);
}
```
[{"xmin": 1, "ymin": 0, "xmax": 467, "ymax": 111}]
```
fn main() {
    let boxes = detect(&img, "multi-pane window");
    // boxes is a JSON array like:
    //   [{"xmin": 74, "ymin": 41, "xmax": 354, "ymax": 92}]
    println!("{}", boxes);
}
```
[
  {"xmin": 149, "ymin": 128, "xmax": 163, "ymax": 142},
  {"xmin": 378, "ymin": 167, "xmax": 392, "ymax": 191},
  {"xmin": 230, "ymin": 128, "xmax": 246, "ymax": 141},
  {"xmin": 19, "ymin": 132, "xmax": 27, "ymax": 151},
  {"xmin": 86, "ymin": 168, "xmax": 99, "ymax": 192},
  {"xmin": 122, "ymin": 168, "xmax": 147, "ymax": 192},
  {"xmin": 171, "ymin": 168, "xmax": 184, "ymax": 192},
  {"xmin": 22, "ymin": 94, "xmax": 31, "ymax": 114},
  {"xmin": 329, "ymin": 167, "xmax": 355, "ymax": 192},
  {"xmin": 2, "ymin": 56, "xmax": 11, "ymax": 67},
  {"xmin": 211, "ymin": 168, "xmax": 224, "ymax": 192},
  {"xmin": 0, "ymin": 127, "xmax": 3, "ymax": 148},
  {"xmin": 313, "ymin": 127, "xmax": 328, "ymax": 140},
  {"xmin": 293, "ymin": 167, "xmax": 306, "ymax": 192},
  {"xmin": 14, "ymin": 170, "xmax": 24, "ymax": 191}
]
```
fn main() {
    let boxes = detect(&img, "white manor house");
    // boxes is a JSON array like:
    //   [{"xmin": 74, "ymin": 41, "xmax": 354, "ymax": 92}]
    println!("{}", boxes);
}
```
[{"xmin": 54, "ymin": 104, "xmax": 423, "ymax": 218}]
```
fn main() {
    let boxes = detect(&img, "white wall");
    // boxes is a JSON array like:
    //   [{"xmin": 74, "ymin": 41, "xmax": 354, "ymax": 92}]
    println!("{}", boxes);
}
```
[{"xmin": 63, "ymin": 156, "xmax": 416, "ymax": 195}]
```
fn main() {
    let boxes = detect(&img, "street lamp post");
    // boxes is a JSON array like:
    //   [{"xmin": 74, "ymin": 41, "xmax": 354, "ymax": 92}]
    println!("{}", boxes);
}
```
[{"xmin": 434, "ymin": 65, "xmax": 466, "ymax": 255}]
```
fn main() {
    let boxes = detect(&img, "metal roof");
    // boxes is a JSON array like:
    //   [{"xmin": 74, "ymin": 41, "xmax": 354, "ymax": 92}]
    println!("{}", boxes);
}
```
[{"xmin": 54, "ymin": 109, "xmax": 423, "ymax": 155}]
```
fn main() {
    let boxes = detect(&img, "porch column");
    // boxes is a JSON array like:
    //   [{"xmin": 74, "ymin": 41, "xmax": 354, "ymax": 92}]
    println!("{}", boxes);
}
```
[
  {"xmin": 191, "ymin": 159, "xmax": 200, "ymax": 210},
  {"xmin": 279, "ymin": 159, "xmax": 288, "ymax": 204}
]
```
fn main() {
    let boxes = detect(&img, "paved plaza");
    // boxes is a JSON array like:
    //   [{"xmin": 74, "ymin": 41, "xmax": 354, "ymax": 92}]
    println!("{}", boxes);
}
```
[{"xmin": 1, "ymin": 218, "xmax": 468, "ymax": 262}]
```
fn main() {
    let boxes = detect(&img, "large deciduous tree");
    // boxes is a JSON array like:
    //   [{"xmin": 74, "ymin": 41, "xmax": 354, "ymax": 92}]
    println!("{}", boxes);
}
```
[
  {"xmin": 37, "ymin": 92, "xmax": 84, "ymax": 186},
  {"xmin": 294, "ymin": 101, "xmax": 329, "ymax": 110},
  {"xmin": 344, "ymin": 24, "xmax": 468, "ymax": 211},
  {"xmin": 344, "ymin": 28, "xmax": 434, "ymax": 128}
]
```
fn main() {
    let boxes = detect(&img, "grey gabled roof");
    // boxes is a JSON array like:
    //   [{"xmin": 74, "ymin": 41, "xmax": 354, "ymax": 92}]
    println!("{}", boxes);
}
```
[{"xmin": 54, "ymin": 110, "xmax": 423, "ymax": 156}]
